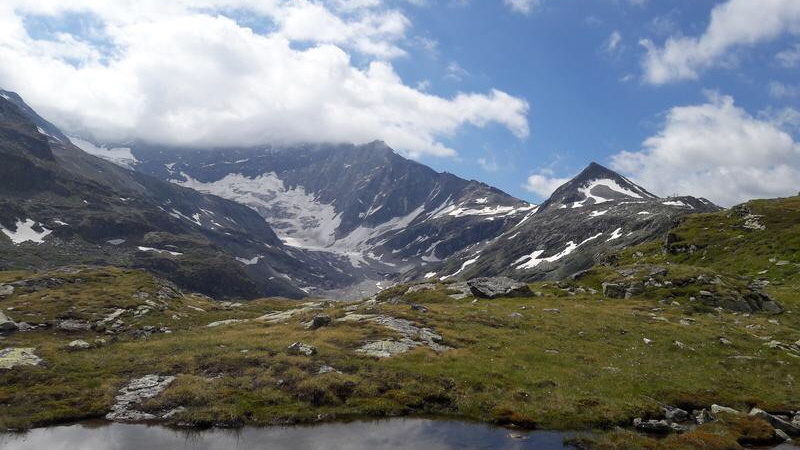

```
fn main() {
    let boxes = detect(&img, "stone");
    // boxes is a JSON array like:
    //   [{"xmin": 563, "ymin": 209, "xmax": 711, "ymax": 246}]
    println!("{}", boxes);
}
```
[
  {"xmin": 356, "ymin": 339, "xmax": 416, "ymax": 358},
  {"xmin": 410, "ymin": 304, "xmax": 428, "ymax": 313},
  {"xmin": 711, "ymin": 404, "xmax": 741, "ymax": 416},
  {"xmin": 56, "ymin": 319, "xmax": 91, "ymax": 332},
  {"xmin": 775, "ymin": 429, "xmax": 790, "ymax": 442},
  {"xmin": 650, "ymin": 267, "xmax": 668, "ymax": 277},
  {"xmin": 406, "ymin": 283, "xmax": 437, "ymax": 294},
  {"xmin": 693, "ymin": 409, "xmax": 713, "ymax": 425},
  {"xmin": 749, "ymin": 408, "xmax": 800, "ymax": 436},
  {"xmin": 67, "ymin": 340, "xmax": 91, "ymax": 350},
  {"xmin": 0, "ymin": 347, "xmax": 42, "ymax": 369},
  {"xmin": 602, "ymin": 282, "xmax": 626, "ymax": 299},
  {"xmin": 257, "ymin": 303, "xmax": 323, "ymax": 324},
  {"xmin": 673, "ymin": 341, "xmax": 695, "ymax": 351},
  {"xmin": 287, "ymin": 342, "xmax": 317, "ymax": 356},
  {"xmin": 106, "ymin": 374, "xmax": 176, "ymax": 421},
  {"xmin": 0, "ymin": 284, "xmax": 14, "ymax": 297},
  {"xmin": 0, "ymin": 311, "xmax": 18, "ymax": 332},
  {"xmin": 664, "ymin": 406, "xmax": 689, "ymax": 422},
  {"xmin": 467, "ymin": 277, "xmax": 533, "ymax": 299},
  {"xmin": 305, "ymin": 314, "xmax": 332, "ymax": 330},
  {"xmin": 317, "ymin": 365, "xmax": 340, "ymax": 375},
  {"xmin": 624, "ymin": 281, "xmax": 645, "ymax": 299},
  {"xmin": 543, "ymin": 308, "xmax": 560, "ymax": 313},
  {"xmin": 633, "ymin": 418, "xmax": 672, "ymax": 433},
  {"xmin": 207, "ymin": 319, "xmax": 247, "ymax": 328},
  {"xmin": 447, "ymin": 281, "xmax": 472, "ymax": 299}
]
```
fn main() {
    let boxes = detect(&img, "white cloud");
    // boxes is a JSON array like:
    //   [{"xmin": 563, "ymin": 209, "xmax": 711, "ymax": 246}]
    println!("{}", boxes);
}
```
[
  {"xmin": 0, "ymin": 1, "xmax": 529, "ymax": 158},
  {"xmin": 444, "ymin": 61, "xmax": 468, "ymax": 81},
  {"xmin": 604, "ymin": 30, "xmax": 623, "ymax": 55},
  {"xmin": 775, "ymin": 43, "xmax": 800, "ymax": 67},
  {"xmin": 640, "ymin": 0, "xmax": 800, "ymax": 84},
  {"xmin": 504, "ymin": 0, "xmax": 540, "ymax": 16},
  {"xmin": 769, "ymin": 81, "xmax": 800, "ymax": 99},
  {"xmin": 477, "ymin": 157, "xmax": 499, "ymax": 172},
  {"xmin": 610, "ymin": 93, "xmax": 800, "ymax": 206},
  {"xmin": 523, "ymin": 171, "xmax": 572, "ymax": 197}
]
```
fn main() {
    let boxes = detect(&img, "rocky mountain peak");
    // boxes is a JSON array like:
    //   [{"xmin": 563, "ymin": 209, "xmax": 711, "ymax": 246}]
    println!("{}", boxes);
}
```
[{"xmin": 539, "ymin": 161, "xmax": 658, "ymax": 212}]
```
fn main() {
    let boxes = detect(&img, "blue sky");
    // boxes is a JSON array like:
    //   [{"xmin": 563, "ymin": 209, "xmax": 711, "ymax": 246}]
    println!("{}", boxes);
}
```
[{"xmin": 0, "ymin": 0, "xmax": 798, "ymax": 206}]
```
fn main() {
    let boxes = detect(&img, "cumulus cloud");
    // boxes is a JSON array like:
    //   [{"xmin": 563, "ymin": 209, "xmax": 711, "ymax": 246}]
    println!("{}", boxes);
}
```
[
  {"xmin": 0, "ymin": 0, "xmax": 529, "ymax": 158},
  {"xmin": 504, "ymin": 0, "xmax": 540, "ymax": 16},
  {"xmin": 610, "ymin": 93, "xmax": 800, "ymax": 206},
  {"xmin": 640, "ymin": 0, "xmax": 800, "ymax": 84},
  {"xmin": 523, "ymin": 171, "xmax": 572, "ymax": 198}
]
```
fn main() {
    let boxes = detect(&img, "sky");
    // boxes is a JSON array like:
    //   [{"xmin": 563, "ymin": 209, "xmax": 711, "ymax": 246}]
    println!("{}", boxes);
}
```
[{"xmin": 0, "ymin": 0, "xmax": 798, "ymax": 206}]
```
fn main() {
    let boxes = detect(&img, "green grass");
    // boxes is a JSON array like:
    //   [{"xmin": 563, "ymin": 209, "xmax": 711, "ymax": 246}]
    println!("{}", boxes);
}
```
[{"xmin": 1, "ymin": 197, "xmax": 799, "ymax": 450}]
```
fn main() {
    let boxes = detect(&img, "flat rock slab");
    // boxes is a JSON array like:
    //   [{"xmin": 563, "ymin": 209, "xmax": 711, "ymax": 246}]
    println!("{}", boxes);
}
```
[
  {"xmin": 0, "ymin": 347, "xmax": 42, "ymax": 369},
  {"xmin": 467, "ymin": 277, "xmax": 533, "ymax": 299},
  {"xmin": 342, "ymin": 313, "xmax": 451, "ymax": 357},
  {"xmin": 106, "ymin": 374, "xmax": 176, "ymax": 421}
]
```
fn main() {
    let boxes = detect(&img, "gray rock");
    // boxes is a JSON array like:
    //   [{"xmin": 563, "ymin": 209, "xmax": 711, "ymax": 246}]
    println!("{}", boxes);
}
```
[
  {"xmin": 410, "ymin": 304, "xmax": 429, "ymax": 313},
  {"xmin": 467, "ymin": 277, "xmax": 533, "ymax": 299},
  {"xmin": 357, "ymin": 339, "xmax": 416, "ymax": 358},
  {"xmin": 67, "ymin": 340, "xmax": 91, "ymax": 350},
  {"xmin": 206, "ymin": 319, "xmax": 247, "ymax": 328},
  {"xmin": 749, "ymin": 408, "xmax": 800, "ymax": 436},
  {"xmin": 693, "ymin": 409, "xmax": 713, "ymax": 425},
  {"xmin": 664, "ymin": 406, "xmax": 689, "ymax": 422},
  {"xmin": 106, "ymin": 374, "xmax": 176, "ymax": 421},
  {"xmin": 624, "ymin": 281, "xmax": 645, "ymax": 299},
  {"xmin": 0, "ymin": 312, "xmax": 18, "ymax": 332},
  {"xmin": 775, "ymin": 429, "xmax": 791, "ymax": 442},
  {"xmin": 711, "ymin": 404, "xmax": 740, "ymax": 416},
  {"xmin": 287, "ymin": 342, "xmax": 317, "ymax": 356},
  {"xmin": 56, "ymin": 319, "xmax": 91, "ymax": 332},
  {"xmin": 602, "ymin": 282, "xmax": 626, "ymax": 299},
  {"xmin": 0, "ymin": 284, "xmax": 14, "ymax": 297},
  {"xmin": 633, "ymin": 418, "xmax": 672, "ymax": 433},
  {"xmin": 406, "ymin": 283, "xmax": 437, "ymax": 294},
  {"xmin": 305, "ymin": 314, "xmax": 332, "ymax": 330},
  {"xmin": 0, "ymin": 347, "xmax": 42, "ymax": 369}
]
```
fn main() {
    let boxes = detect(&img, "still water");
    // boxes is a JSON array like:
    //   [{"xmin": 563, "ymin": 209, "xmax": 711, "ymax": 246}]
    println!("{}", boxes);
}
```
[{"xmin": 0, "ymin": 418, "xmax": 583, "ymax": 450}]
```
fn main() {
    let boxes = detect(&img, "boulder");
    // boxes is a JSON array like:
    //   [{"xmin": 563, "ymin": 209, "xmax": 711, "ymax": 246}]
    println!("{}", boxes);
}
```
[
  {"xmin": 0, "ymin": 312, "xmax": 18, "ymax": 332},
  {"xmin": 410, "ymin": 304, "xmax": 429, "ymax": 313},
  {"xmin": 0, "ymin": 284, "xmax": 14, "ymax": 297},
  {"xmin": 305, "ymin": 315, "xmax": 332, "ymax": 330},
  {"xmin": 56, "ymin": 319, "xmax": 92, "ymax": 332},
  {"xmin": 711, "ymin": 404, "xmax": 741, "ymax": 416},
  {"xmin": 67, "ymin": 340, "xmax": 91, "ymax": 350},
  {"xmin": 624, "ymin": 281, "xmax": 645, "ymax": 299},
  {"xmin": 664, "ymin": 406, "xmax": 689, "ymax": 422},
  {"xmin": 106, "ymin": 374, "xmax": 176, "ymax": 421},
  {"xmin": 602, "ymin": 282, "xmax": 626, "ymax": 299},
  {"xmin": 467, "ymin": 277, "xmax": 533, "ymax": 299},
  {"xmin": 633, "ymin": 418, "xmax": 672, "ymax": 433},
  {"xmin": 0, "ymin": 347, "xmax": 42, "ymax": 369},
  {"xmin": 749, "ymin": 408, "xmax": 800, "ymax": 436},
  {"xmin": 287, "ymin": 342, "xmax": 317, "ymax": 356}
]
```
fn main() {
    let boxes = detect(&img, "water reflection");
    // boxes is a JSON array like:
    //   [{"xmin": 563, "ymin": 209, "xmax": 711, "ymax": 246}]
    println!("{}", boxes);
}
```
[{"xmin": 0, "ymin": 418, "xmax": 581, "ymax": 450}]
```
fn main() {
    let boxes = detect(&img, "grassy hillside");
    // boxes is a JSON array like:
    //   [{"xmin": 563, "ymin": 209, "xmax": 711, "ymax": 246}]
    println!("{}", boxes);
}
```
[{"xmin": 0, "ymin": 197, "xmax": 798, "ymax": 449}]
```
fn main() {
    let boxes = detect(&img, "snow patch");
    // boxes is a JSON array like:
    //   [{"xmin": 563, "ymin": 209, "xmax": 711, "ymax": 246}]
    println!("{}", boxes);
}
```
[
  {"xmin": 137, "ymin": 246, "xmax": 182, "ymax": 256},
  {"xmin": 514, "ymin": 233, "xmax": 603, "ymax": 270},
  {"xmin": 606, "ymin": 228, "xmax": 623, "ymax": 241},
  {"xmin": 0, "ymin": 219, "xmax": 52, "ymax": 245},
  {"xmin": 236, "ymin": 256, "xmax": 263, "ymax": 265},
  {"xmin": 70, "ymin": 137, "xmax": 138, "ymax": 169}
]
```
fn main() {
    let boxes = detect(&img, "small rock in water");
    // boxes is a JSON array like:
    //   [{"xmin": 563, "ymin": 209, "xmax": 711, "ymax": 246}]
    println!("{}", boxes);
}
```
[{"xmin": 287, "ymin": 342, "xmax": 317, "ymax": 356}]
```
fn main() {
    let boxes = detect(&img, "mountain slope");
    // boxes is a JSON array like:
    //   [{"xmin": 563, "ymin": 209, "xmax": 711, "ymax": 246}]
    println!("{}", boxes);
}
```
[
  {"xmin": 0, "ymin": 89, "xmax": 349, "ymax": 299},
  {"xmin": 118, "ymin": 142, "xmax": 534, "ymax": 288},
  {"xmin": 410, "ymin": 162, "xmax": 720, "ymax": 281}
]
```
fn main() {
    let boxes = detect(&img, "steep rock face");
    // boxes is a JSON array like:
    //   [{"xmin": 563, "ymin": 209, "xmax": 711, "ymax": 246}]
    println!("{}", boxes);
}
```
[
  {"xmin": 409, "ymin": 163, "xmax": 720, "ymax": 282},
  {"xmin": 0, "ymin": 90, "xmax": 346, "ymax": 299},
  {"xmin": 123, "ymin": 142, "xmax": 534, "ymax": 287}
]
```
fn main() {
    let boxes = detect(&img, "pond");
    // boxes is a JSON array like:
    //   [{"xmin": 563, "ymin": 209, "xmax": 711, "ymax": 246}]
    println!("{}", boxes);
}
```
[{"xmin": 0, "ymin": 418, "xmax": 584, "ymax": 450}]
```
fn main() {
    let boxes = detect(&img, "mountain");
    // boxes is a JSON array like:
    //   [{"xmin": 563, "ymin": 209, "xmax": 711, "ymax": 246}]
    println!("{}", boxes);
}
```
[
  {"xmin": 0, "ymin": 89, "xmax": 354, "ymax": 299},
  {"xmin": 407, "ymin": 162, "xmax": 720, "ymax": 282},
  {"xmin": 107, "ymin": 142, "xmax": 534, "ymax": 293}
]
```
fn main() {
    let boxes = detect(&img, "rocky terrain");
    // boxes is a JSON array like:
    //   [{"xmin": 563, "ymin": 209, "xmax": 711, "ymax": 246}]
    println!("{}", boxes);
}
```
[
  {"xmin": 0, "ymin": 90, "xmax": 360, "ymax": 299},
  {"xmin": 0, "ymin": 195, "xmax": 798, "ymax": 449},
  {"xmin": 108, "ymin": 142, "xmax": 534, "ymax": 291},
  {"xmin": 411, "ymin": 162, "xmax": 720, "ymax": 282}
]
